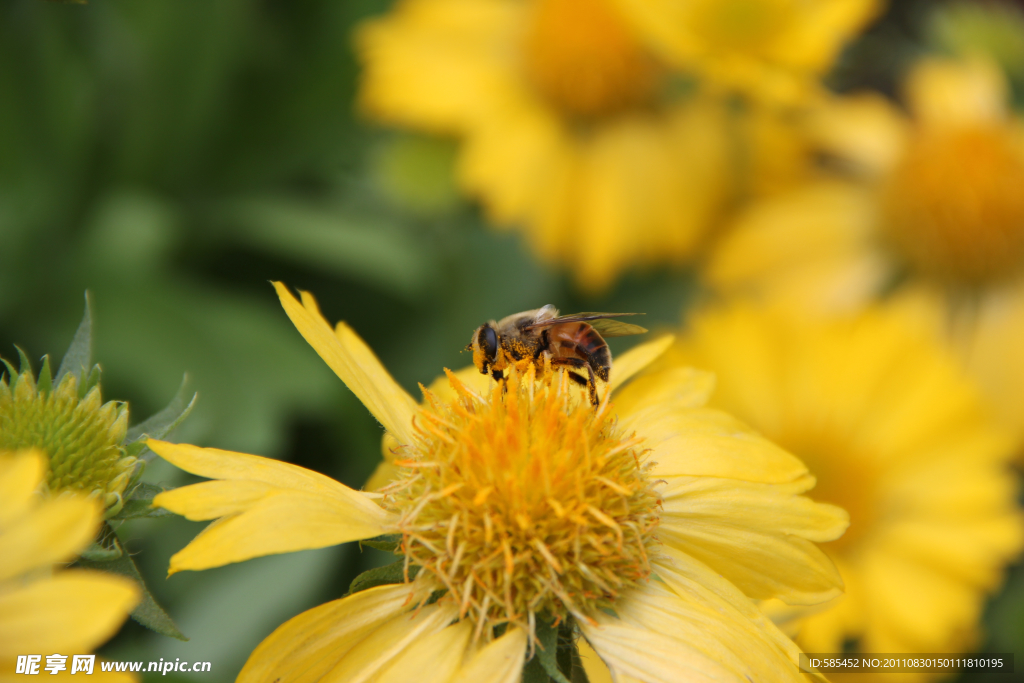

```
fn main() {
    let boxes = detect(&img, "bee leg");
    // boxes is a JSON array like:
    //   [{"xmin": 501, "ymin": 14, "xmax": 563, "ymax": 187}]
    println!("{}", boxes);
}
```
[
  {"xmin": 549, "ymin": 357, "xmax": 600, "ymax": 406},
  {"xmin": 578, "ymin": 362, "xmax": 598, "ymax": 406},
  {"xmin": 533, "ymin": 330, "xmax": 551, "ymax": 359},
  {"xmin": 492, "ymin": 368, "xmax": 508, "ymax": 397}
]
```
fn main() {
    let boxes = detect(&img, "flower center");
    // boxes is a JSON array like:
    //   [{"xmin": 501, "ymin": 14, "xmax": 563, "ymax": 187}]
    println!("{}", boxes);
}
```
[
  {"xmin": 385, "ymin": 366, "xmax": 660, "ymax": 639},
  {"xmin": 0, "ymin": 368, "xmax": 134, "ymax": 510},
  {"xmin": 688, "ymin": 0, "xmax": 793, "ymax": 52},
  {"xmin": 881, "ymin": 125, "xmax": 1024, "ymax": 285},
  {"xmin": 523, "ymin": 0, "xmax": 661, "ymax": 119}
]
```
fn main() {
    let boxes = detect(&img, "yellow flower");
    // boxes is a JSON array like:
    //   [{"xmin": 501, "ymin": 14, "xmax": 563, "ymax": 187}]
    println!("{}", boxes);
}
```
[
  {"xmin": 150, "ymin": 282, "xmax": 848, "ymax": 682},
  {"xmin": 356, "ymin": 0, "xmax": 731, "ymax": 292},
  {"xmin": 612, "ymin": 0, "xmax": 882, "ymax": 103},
  {"xmin": 708, "ymin": 57, "xmax": 1024, "ymax": 445},
  {"xmin": 0, "ymin": 450, "xmax": 140, "ymax": 683},
  {"xmin": 668, "ymin": 302, "xmax": 1023, "ymax": 679}
]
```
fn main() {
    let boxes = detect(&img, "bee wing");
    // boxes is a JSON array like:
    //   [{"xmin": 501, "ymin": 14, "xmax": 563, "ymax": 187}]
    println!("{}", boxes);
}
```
[
  {"xmin": 586, "ymin": 318, "xmax": 649, "ymax": 337},
  {"xmin": 522, "ymin": 312, "xmax": 648, "ymax": 337}
]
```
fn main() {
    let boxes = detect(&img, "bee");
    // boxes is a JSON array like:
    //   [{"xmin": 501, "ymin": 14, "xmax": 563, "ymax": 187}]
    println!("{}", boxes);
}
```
[{"xmin": 468, "ymin": 305, "xmax": 647, "ymax": 405}]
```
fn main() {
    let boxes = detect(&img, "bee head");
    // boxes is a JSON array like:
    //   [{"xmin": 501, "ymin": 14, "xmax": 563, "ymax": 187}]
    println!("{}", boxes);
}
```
[{"xmin": 470, "ymin": 323, "xmax": 499, "ymax": 374}]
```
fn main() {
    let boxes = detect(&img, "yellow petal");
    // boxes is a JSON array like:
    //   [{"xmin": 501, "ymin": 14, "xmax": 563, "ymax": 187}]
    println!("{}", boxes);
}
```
[
  {"xmin": 323, "ymin": 603, "xmax": 459, "ymax": 683},
  {"xmin": 859, "ymin": 548, "xmax": 980, "ymax": 652},
  {"xmin": 149, "ymin": 440, "xmax": 377, "ymax": 499},
  {"xmin": 164, "ymin": 489, "xmax": 392, "ymax": 573},
  {"xmin": 450, "ymin": 627, "xmax": 527, "ymax": 683},
  {"xmin": 0, "ymin": 496, "xmax": 100, "ymax": 583},
  {"xmin": 355, "ymin": 0, "xmax": 522, "ymax": 132},
  {"xmin": 770, "ymin": 0, "xmax": 882, "ymax": 72},
  {"xmin": 607, "ymin": 334, "xmax": 675, "ymax": 393},
  {"xmin": 654, "ymin": 546, "xmax": 803, "ymax": 663},
  {"xmin": 587, "ymin": 579, "xmax": 807, "ymax": 683},
  {"xmin": 570, "ymin": 108, "xmax": 729, "ymax": 291},
  {"xmin": 274, "ymin": 282, "xmax": 419, "ymax": 446},
  {"xmin": 580, "ymin": 610, "xmax": 736, "ymax": 683},
  {"xmin": 377, "ymin": 621, "xmax": 473, "ymax": 683},
  {"xmin": 875, "ymin": 515, "xmax": 1024, "ymax": 588},
  {"xmin": 0, "ymin": 570, "xmax": 139, "ymax": 657},
  {"xmin": 612, "ymin": 366, "xmax": 715, "ymax": 418},
  {"xmin": 905, "ymin": 57, "xmax": 1009, "ymax": 128},
  {"xmin": 0, "ymin": 450, "xmax": 46, "ymax": 525},
  {"xmin": 153, "ymin": 480, "xmax": 278, "ymax": 520},
  {"xmin": 364, "ymin": 459, "xmax": 404, "ymax": 492},
  {"xmin": 661, "ymin": 475, "xmax": 849, "ymax": 544},
  {"xmin": 148, "ymin": 441, "xmax": 393, "ymax": 571},
  {"xmin": 707, "ymin": 181, "xmax": 887, "ymax": 314},
  {"xmin": 631, "ymin": 406, "xmax": 809, "ymax": 484},
  {"xmin": 659, "ymin": 510, "xmax": 843, "ymax": 605},
  {"xmin": 809, "ymin": 92, "xmax": 910, "ymax": 175},
  {"xmin": 577, "ymin": 637, "xmax": 613, "ymax": 683},
  {"xmin": 239, "ymin": 584, "xmax": 430, "ymax": 683}
]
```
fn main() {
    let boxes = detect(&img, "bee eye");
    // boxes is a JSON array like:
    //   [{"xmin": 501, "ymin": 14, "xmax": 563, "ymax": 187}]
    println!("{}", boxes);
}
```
[{"xmin": 479, "ymin": 326, "xmax": 498, "ymax": 363}]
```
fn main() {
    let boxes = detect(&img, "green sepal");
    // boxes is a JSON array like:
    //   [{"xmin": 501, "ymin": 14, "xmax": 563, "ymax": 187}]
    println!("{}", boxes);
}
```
[
  {"xmin": 522, "ymin": 656, "xmax": 550, "ymax": 683},
  {"xmin": 124, "ymin": 455, "xmax": 147, "ymax": 490},
  {"xmin": 80, "ymin": 365, "xmax": 102, "ymax": 398},
  {"xmin": 359, "ymin": 534, "xmax": 402, "ymax": 553},
  {"xmin": 1, "ymin": 358, "xmax": 16, "ymax": 385},
  {"xmin": 37, "ymin": 356, "xmax": 53, "ymax": 394},
  {"xmin": 125, "ymin": 441, "xmax": 149, "ymax": 458},
  {"xmin": 537, "ymin": 616, "xmax": 572, "ymax": 683},
  {"xmin": 521, "ymin": 617, "xmax": 589, "ymax": 683},
  {"xmin": 560, "ymin": 623, "xmax": 589, "ymax": 683},
  {"xmin": 126, "ymin": 376, "xmax": 197, "ymax": 460},
  {"xmin": 108, "ymin": 481, "xmax": 174, "ymax": 521},
  {"xmin": 75, "ymin": 524, "xmax": 187, "ymax": 641},
  {"xmin": 16, "ymin": 347, "xmax": 32, "ymax": 377},
  {"xmin": 348, "ymin": 560, "xmax": 419, "ymax": 595},
  {"xmin": 79, "ymin": 522, "xmax": 123, "ymax": 562},
  {"xmin": 57, "ymin": 293, "xmax": 93, "ymax": 384}
]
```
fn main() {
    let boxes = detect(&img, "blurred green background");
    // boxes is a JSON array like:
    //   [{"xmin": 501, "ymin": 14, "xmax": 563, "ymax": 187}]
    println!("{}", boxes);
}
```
[{"xmin": 0, "ymin": 0, "xmax": 1020, "ymax": 681}]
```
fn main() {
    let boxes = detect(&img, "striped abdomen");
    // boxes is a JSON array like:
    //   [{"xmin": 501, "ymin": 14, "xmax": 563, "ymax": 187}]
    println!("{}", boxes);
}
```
[{"xmin": 546, "ymin": 322, "xmax": 612, "ymax": 381}]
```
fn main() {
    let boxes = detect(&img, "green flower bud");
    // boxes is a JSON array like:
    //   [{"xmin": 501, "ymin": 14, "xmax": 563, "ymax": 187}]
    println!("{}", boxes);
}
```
[{"xmin": 0, "ymin": 356, "xmax": 137, "ymax": 516}]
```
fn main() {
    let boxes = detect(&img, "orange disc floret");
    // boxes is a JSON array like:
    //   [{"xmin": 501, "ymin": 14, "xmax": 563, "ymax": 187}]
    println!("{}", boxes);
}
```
[{"xmin": 383, "ymin": 364, "xmax": 661, "ymax": 640}]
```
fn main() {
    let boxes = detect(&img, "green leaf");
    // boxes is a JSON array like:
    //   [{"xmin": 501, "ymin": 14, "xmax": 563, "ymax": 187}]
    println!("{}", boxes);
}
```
[
  {"xmin": 109, "ymin": 482, "xmax": 175, "ymax": 520},
  {"xmin": 127, "ymin": 375, "xmax": 197, "ymax": 462},
  {"xmin": 57, "ymin": 293, "xmax": 92, "ymax": 383},
  {"xmin": 348, "ymin": 560, "xmax": 418, "ymax": 595},
  {"xmin": 220, "ymin": 198, "xmax": 436, "ymax": 300},
  {"xmin": 75, "ymin": 525, "xmax": 187, "ymax": 641},
  {"xmin": 359, "ymin": 534, "xmax": 402, "ymax": 553}
]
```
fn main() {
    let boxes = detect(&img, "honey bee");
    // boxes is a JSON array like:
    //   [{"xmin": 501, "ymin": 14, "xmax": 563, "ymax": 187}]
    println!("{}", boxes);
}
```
[{"xmin": 468, "ymin": 305, "xmax": 647, "ymax": 405}]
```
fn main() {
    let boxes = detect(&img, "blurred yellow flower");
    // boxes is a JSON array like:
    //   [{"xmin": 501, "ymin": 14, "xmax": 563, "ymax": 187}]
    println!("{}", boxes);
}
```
[
  {"xmin": 709, "ymin": 57, "xmax": 1024, "ymax": 445},
  {"xmin": 357, "ymin": 0, "xmax": 731, "ymax": 292},
  {"xmin": 613, "ymin": 0, "xmax": 881, "ymax": 102},
  {"xmin": 0, "ymin": 450, "xmax": 139, "ymax": 683},
  {"xmin": 151, "ymin": 282, "xmax": 848, "ymax": 682},
  {"xmin": 669, "ymin": 302, "xmax": 1023, "ymax": 678}
]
